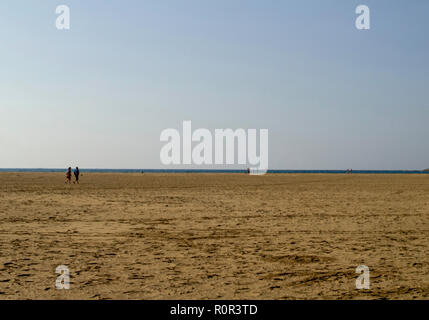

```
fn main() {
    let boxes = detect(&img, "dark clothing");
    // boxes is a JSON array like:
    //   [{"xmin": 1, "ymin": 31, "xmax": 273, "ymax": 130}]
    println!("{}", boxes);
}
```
[
  {"xmin": 74, "ymin": 169, "xmax": 80, "ymax": 181},
  {"xmin": 66, "ymin": 168, "xmax": 72, "ymax": 182}
]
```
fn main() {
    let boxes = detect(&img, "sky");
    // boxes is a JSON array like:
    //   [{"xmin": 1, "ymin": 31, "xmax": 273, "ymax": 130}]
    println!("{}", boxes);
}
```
[{"xmin": 0, "ymin": 0, "xmax": 428, "ymax": 170}]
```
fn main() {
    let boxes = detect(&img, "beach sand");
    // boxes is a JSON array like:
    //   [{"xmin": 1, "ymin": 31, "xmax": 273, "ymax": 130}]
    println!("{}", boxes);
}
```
[{"xmin": 0, "ymin": 172, "xmax": 428, "ymax": 299}]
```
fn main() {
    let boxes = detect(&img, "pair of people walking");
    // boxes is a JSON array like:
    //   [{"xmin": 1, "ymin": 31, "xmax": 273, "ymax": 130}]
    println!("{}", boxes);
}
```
[{"xmin": 66, "ymin": 167, "xmax": 80, "ymax": 184}]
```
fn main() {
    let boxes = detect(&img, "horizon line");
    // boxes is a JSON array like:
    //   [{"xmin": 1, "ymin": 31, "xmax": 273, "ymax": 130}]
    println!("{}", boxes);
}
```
[{"xmin": 0, "ymin": 168, "xmax": 428, "ymax": 172}]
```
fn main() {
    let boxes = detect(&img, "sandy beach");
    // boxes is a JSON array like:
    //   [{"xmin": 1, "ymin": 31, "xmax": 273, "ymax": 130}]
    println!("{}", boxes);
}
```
[{"xmin": 0, "ymin": 172, "xmax": 428, "ymax": 299}]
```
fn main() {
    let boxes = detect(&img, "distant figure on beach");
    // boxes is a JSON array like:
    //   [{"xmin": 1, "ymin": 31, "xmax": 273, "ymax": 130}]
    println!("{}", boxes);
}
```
[
  {"xmin": 66, "ymin": 167, "xmax": 72, "ymax": 184},
  {"xmin": 74, "ymin": 167, "xmax": 80, "ymax": 184}
]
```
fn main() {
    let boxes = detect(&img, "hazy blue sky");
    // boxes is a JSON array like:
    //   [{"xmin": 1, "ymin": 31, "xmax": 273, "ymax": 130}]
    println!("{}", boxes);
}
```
[{"xmin": 1, "ymin": 0, "xmax": 428, "ymax": 169}]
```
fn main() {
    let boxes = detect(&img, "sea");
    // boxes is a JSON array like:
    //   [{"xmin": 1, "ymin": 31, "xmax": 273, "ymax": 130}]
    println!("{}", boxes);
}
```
[{"xmin": 0, "ymin": 169, "xmax": 428, "ymax": 174}]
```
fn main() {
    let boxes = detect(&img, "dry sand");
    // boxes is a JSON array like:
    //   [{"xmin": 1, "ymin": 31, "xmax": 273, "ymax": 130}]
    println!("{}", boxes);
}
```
[{"xmin": 0, "ymin": 172, "xmax": 428, "ymax": 299}]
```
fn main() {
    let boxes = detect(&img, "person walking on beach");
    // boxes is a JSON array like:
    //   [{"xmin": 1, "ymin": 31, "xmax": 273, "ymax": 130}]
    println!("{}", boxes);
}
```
[
  {"xmin": 66, "ymin": 167, "xmax": 72, "ymax": 184},
  {"xmin": 74, "ymin": 167, "xmax": 80, "ymax": 184}
]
